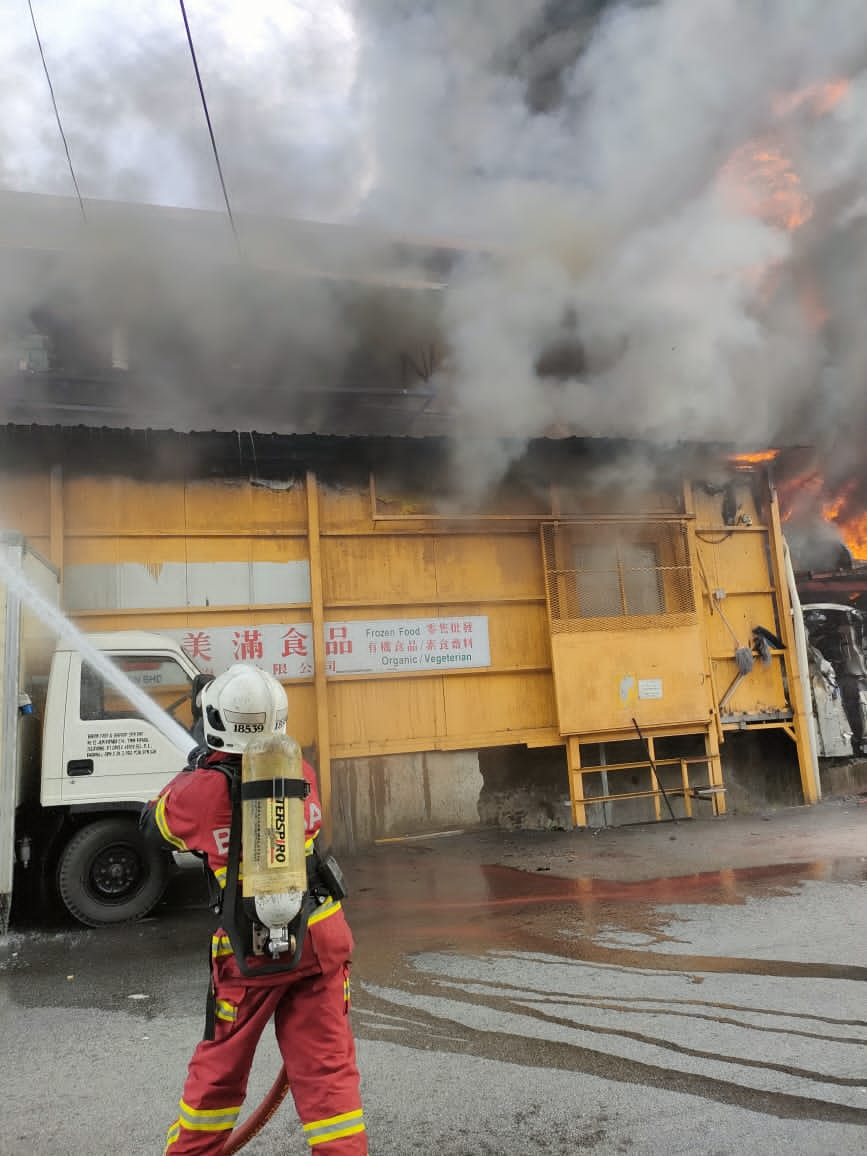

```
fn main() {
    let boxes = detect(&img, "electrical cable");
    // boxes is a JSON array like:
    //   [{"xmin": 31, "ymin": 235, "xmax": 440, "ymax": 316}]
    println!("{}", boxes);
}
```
[
  {"xmin": 178, "ymin": 0, "xmax": 241, "ymax": 255},
  {"xmin": 27, "ymin": 0, "xmax": 86, "ymax": 222},
  {"xmin": 696, "ymin": 531, "xmax": 734, "ymax": 544}
]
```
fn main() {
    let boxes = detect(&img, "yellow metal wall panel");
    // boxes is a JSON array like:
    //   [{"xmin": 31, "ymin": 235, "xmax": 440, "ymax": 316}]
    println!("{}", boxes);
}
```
[
  {"xmin": 285, "ymin": 684, "xmax": 317, "ymax": 747},
  {"xmin": 433, "ymin": 535, "xmax": 544, "ymax": 600},
  {"xmin": 712, "ymin": 658, "xmax": 787, "ymax": 715},
  {"xmin": 318, "ymin": 488, "xmax": 372, "ymax": 533},
  {"xmin": 65, "ymin": 478, "xmax": 188, "ymax": 535},
  {"xmin": 0, "ymin": 473, "xmax": 51, "ymax": 543},
  {"xmin": 696, "ymin": 534, "xmax": 771, "ymax": 594},
  {"xmin": 321, "ymin": 536, "xmax": 438, "ymax": 604},
  {"xmin": 182, "ymin": 536, "xmax": 307, "ymax": 566},
  {"xmin": 693, "ymin": 515, "xmax": 789, "ymax": 716},
  {"xmin": 249, "ymin": 537, "xmax": 308, "ymax": 564},
  {"xmin": 183, "ymin": 479, "xmax": 307, "ymax": 534},
  {"xmin": 482, "ymin": 603, "xmax": 551, "ymax": 668},
  {"xmin": 328, "ymin": 679, "xmax": 442, "ymax": 749},
  {"xmin": 443, "ymin": 671, "xmax": 558, "ymax": 735},
  {"xmin": 63, "ymin": 537, "xmax": 188, "ymax": 566},
  {"xmin": 74, "ymin": 608, "xmax": 313, "ymax": 632},
  {"xmin": 551, "ymin": 626, "xmax": 712, "ymax": 734},
  {"xmin": 62, "ymin": 477, "xmax": 121, "ymax": 534}
]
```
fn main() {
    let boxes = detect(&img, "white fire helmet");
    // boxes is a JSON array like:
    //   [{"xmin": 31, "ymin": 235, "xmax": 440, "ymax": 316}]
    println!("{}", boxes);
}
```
[{"xmin": 200, "ymin": 663, "xmax": 288, "ymax": 754}]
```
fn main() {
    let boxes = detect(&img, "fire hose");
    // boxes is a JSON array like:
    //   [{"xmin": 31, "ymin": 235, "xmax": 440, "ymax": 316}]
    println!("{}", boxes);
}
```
[{"xmin": 220, "ymin": 1070, "xmax": 291, "ymax": 1155}]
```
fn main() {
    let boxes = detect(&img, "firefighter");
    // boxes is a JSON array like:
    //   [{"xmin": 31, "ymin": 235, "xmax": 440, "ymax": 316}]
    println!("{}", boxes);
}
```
[{"xmin": 141, "ymin": 664, "xmax": 367, "ymax": 1155}]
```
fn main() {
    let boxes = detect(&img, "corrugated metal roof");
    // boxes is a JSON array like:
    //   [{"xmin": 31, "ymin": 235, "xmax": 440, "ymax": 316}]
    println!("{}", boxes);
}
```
[
  {"xmin": 0, "ymin": 370, "xmax": 455, "ymax": 437},
  {"xmin": 0, "ymin": 189, "xmax": 474, "ymax": 289},
  {"xmin": 0, "ymin": 191, "xmax": 475, "ymax": 437}
]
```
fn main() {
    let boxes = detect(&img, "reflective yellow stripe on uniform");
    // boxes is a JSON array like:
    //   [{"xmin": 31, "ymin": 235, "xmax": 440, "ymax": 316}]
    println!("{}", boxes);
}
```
[
  {"xmin": 303, "ymin": 1108, "xmax": 365, "ymax": 1147},
  {"xmin": 215, "ymin": 998, "xmax": 237, "ymax": 1023},
  {"xmin": 308, "ymin": 898, "xmax": 342, "ymax": 927},
  {"xmin": 154, "ymin": 795, "xmax": 188, "ymax": 852},
  {"xmin": 164, "ymin": 1121, "xmax": 180, "ymax": 1151},
  {"xmin": 213, "ymin": 865, "xmax": 245, "ymax": 889},
  {"xmin": 211, "ymin": 933, "xmax": 233, "ymax": 958},
  {"xmin": 177, "ymin": 1098, "xmax": 241, "ymax": 1133}
]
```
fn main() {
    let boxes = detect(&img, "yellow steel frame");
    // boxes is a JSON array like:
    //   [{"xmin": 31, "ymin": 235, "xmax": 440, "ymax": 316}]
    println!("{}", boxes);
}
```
[{"xmin": 565, "ymin": 730, "xmax": 724, "ymax": 828}]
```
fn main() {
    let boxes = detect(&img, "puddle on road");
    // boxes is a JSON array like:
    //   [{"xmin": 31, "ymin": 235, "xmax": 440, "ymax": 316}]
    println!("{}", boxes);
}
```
[
  {"xmin": 348, "ymin": 852, "xmax": 867, "ymax": 983},
  {"xmin": 347, "ymin": 849, "xmax": 867, "ymax": 1129},
  {"xmin": 2, "ymin": 849, "xmax": 865, "ymax": 1012}
]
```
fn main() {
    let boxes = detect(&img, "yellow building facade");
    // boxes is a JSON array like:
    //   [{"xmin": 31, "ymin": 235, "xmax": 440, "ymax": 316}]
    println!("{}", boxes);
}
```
[{"xmin": 0, "ymin": 433, "xmax": 817, "ymax": 847}]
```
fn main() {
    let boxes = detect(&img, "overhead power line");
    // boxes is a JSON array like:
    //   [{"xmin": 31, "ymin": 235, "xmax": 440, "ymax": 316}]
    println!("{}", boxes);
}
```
[
  {"xmin": 27, "ymin": 0, "xmax": 86, "ymax": 222},
  {"xmin": 178, "ymin": 0, "xmax": 241, "ymax": 254}
]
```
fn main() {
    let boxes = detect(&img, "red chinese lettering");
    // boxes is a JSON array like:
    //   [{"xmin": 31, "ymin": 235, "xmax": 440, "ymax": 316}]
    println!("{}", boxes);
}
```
[
  {"xmin": 299, "ymin": 661, "xmax": 313, "ymax": 676},
  {"xmin": 281, "ymin": 627, "xmax": 308, "ymax": 658},
  {"xmin": 450, "ymin": 622, "xmax": 461, "ymax": 634},
  {"xmin": 326, "ymin": 639, "xmax": 353, "ymax": 656},
  {"xmin": 233, "ymin": 629, "xmax": 263, "ymax": 661},
  {"xmin": 427, "ymin": 623, "xmax": 438, "ymax": 636},
  {"xmin": 425, "ymin": 639, "xmax": 436, "ymax": 652},
  {"xmin": 407, "ymin": 641, "xmax": 418, "ymax": 653},
  {"xmin": 451, "ymin": 638, "xmax": 461, "ymax": 650},
  {"xmin": 272, "ymin": 662, "xmax": 289, "ymax": 676},
  {"xmin": 439, "ymin": 639, "xmax": 449, "ymax": 651},
  {"xmin": 325, "ymin": 625, "xmax": 353, "ymax": 657},
  {"xmin": 182, "ymin": 631, "xmax": 212, "ymax": 661},
  {"xmin": 463, "ymin": 621, "xmax": 473, "ymax": 633},
  {"xmin": 463, "ymin": 637, "xmax": 473, "ymax": 649},
  {"xmin": 381, "ymin": 641, "xmax": 392, "ymax": 654},
  {"xmin": 439, "ymin": 622, "xmax": 449, "ymax": 634}
]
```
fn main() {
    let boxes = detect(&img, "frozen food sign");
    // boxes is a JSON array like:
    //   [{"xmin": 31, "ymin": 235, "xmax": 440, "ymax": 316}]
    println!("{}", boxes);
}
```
[
  {"xmin": 168, "ymin": 616, "xmax": 490, "ymax": 679},
  {"xmin": 327, "ymin": 616, "xmax": 490, "ymax": 675}
]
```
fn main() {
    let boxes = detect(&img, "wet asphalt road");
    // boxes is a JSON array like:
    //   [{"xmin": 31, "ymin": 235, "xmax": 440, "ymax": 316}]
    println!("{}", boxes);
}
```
[{"xmin": 1, "ymin": 807, "xmax": 866, "ymax": 1156}]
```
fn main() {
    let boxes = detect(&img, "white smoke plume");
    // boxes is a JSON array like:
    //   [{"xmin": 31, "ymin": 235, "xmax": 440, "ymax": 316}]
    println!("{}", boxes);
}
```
[
  {"xmin": 352, "ymin": 0, "xmax": 867, "ymax": 490},
  {"xmin": 3, "ymin": 1, "xmax": 867, "ymax": 499}
]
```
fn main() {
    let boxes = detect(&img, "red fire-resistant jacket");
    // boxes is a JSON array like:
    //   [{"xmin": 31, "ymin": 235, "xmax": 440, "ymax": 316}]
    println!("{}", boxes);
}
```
[{"xmin": 144, "ymin": 751, "xmax": 353, "ymax": 985}]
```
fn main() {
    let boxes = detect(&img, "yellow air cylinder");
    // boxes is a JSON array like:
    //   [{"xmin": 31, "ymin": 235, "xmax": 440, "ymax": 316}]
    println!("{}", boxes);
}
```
[{"xmin": 241, "ymin": 734, "xmax": 307, "ymax": 939}]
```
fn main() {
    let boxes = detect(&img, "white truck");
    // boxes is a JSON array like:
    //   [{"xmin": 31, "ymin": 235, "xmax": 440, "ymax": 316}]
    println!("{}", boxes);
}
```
[{"xmin": 1, "ymin": 533, "xmax": 201, "ymax": 931}]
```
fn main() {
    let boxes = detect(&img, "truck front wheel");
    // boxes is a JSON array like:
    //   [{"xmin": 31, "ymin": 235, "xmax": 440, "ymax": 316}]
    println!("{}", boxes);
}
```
[{"xmin": 57, "ymin": 818, "xmax": 171, "ymax": 927}]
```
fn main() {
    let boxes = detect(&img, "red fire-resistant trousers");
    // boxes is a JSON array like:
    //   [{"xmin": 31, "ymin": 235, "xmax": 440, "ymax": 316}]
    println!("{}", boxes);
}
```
[{"xmin": 164, "ymin": 944, "xmax": 366, "ymax": 1154}]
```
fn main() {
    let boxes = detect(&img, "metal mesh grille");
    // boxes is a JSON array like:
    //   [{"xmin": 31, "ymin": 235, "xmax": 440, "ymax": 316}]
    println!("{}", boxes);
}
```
[{"xmin": 542, "ymin": 520, "xmax": 696, "ymax": 633}]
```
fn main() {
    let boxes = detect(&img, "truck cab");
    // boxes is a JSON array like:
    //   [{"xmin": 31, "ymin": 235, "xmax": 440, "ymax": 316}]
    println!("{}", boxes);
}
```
[{"xmin": 21, "ymin": 632, "xmax": 201, "ymax": 927}]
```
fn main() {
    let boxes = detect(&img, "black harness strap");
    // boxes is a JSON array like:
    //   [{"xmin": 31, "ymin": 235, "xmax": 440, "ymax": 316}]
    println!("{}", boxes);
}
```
[
  {"xmin": 241, "ymin": 778, "xmax": 310, "ymax": 802},
  {"xmin": 203, "ymin": 965, "xmax": 217, "ymax": 1042}
]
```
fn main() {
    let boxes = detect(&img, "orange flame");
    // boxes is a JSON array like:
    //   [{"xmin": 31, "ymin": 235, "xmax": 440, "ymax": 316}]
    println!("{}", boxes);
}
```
[
  {"xmin": 721, "ymin": 142, "xmax": 813, "ymax": 230},
  {"xmin": 728, "ymin": 450, "xmax": 779, "ymax": 465},
  {"xmin": 771, "ymin": 78, "xmax": 850, "ymax": 118},
  {"xmin": 834, "ymin": 517, "xmax": 867, "ymax": 560},
  {"xmin": 718, "ymin": 78, "xmax": 849, "ymax": 330},
  {"xmin": 821, "ymin": 482, "xmax": 867, "ymax": 559},
  {"xmin": 727, "ymin": 450, "xmax": 779, "ymax": 470},
  {"xmin": 780, "ymin": 471, "xmax": 867, "ymax": 561}
]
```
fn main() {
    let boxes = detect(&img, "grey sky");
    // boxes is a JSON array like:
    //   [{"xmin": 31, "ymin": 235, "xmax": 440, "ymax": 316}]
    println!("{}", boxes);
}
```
[{"xmin": 0, "ymin": 1, "xmax": 361, "ymax": 215}]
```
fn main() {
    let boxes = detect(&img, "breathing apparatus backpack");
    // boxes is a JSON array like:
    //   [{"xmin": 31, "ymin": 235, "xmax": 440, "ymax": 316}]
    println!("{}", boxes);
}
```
[{"xmin": 213, "ymin": 734, "xmax": 347, "ymax": 977}]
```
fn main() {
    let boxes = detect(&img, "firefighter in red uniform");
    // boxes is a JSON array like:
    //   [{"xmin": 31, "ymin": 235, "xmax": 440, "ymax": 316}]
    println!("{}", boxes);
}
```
[{"xmin": 142, "ymin": 664, "xmax": 367, "ymax": 1155}]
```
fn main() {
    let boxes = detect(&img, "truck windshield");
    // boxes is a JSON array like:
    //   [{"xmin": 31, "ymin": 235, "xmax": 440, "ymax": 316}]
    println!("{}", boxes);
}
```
[{"xmin": 80, "ymin": 656, "xmax": 195, "ymax": 731}]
